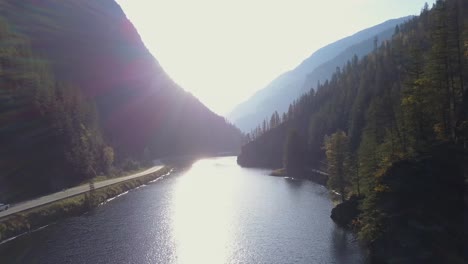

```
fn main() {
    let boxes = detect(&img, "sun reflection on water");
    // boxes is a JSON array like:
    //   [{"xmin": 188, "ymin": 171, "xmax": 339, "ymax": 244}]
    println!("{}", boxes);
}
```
[{"xmin": 171, "ymin": 159, "xmax": 237, "ymax": 264}]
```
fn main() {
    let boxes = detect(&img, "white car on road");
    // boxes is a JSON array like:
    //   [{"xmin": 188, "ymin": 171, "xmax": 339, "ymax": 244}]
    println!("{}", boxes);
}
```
[{"xmin": 0, "ymin": 203, "xmax": 10, "ymax": 212}]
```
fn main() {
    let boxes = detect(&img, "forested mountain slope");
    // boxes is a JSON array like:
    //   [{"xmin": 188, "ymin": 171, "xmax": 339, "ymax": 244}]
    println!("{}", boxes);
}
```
[
  {"xmin": 228, "ymin": 17, "xmax": 410, "ymax": 132},
  {"xmin": 0, "ymin": 0, "xmax": 242, "ymax": 202},
  {"xmin": 238, "ymin": 1, "xmax": 467, "ymax": 262}
]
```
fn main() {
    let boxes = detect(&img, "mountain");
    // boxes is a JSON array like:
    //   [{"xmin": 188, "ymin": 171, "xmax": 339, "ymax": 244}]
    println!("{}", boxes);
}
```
[
  {"xmin": 237, "ymin": 1, "xmax": 467, "ymax": 262},
  {"xmin": 0, "ymin": 0, "xmax": 242, "ymax": 202},
  {"xmin": 228, "ymin": 17, "xmax": 411, "ymax": 132}
]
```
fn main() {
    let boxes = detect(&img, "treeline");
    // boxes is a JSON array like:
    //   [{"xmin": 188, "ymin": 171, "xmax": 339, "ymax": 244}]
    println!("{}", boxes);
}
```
[
  {"xmin": 0, "ymin": 0, "xmax": 243, "ymax": 203},
  {"xmin": 246, "ymin": 101, "xmax": 316, "ymax": 142},
  {"xmin": 238, "ymin": 1, "xmax": 467, "ymax": 261}
]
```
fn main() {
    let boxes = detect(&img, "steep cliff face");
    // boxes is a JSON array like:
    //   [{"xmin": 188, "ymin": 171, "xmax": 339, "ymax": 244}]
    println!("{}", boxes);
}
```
[{"xmin": 0, "ymin": 0, "xmax": 242, "ymax": 158}]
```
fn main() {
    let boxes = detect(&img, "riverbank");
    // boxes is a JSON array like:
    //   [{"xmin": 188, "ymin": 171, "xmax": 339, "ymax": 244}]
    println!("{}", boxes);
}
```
[
  {"xmin": 269, "ymin": 168, "xmax": 328, "ymax": 186},
  {"xmin": 0, "ymin": 167, "xmax": 172, "ymax": 243},
  {"xmin": 0, "ymin": 156, "xmax": 365, "ymax": 263}
]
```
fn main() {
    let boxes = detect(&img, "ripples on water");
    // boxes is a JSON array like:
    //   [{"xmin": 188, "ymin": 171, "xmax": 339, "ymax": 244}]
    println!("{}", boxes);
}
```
[{"xmin": 0, "ymin": 157, "xmax": 365, "ymax": 263}]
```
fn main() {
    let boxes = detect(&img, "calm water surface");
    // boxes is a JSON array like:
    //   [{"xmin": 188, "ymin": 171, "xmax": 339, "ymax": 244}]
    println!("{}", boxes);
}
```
[{"xmin": 0, "ymin": 157, "xmax": 365, "ymax": 263}]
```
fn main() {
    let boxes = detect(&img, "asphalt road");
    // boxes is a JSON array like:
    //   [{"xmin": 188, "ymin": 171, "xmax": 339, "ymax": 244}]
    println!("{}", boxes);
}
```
[{"xmin": 0, "ymin": 165, "xmax": 165, "ymax": 219}]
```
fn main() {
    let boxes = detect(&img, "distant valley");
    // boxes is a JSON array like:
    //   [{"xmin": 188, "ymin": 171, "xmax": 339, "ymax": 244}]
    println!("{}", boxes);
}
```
[{"xmin": 228, "ymin": 16, "xmax": 411, "ymax": 132}]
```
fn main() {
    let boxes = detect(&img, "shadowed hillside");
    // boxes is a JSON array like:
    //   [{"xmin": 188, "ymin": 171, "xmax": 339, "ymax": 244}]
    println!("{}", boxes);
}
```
[{"xmin": 0, "ymin": 0, "xmax": 242, "ymax": 202}]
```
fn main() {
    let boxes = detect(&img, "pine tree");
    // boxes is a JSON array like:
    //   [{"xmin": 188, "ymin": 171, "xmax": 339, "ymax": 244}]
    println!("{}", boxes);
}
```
[{"xmin": 324, "ymin": 131, "xmax": 350, "ymax": 201}]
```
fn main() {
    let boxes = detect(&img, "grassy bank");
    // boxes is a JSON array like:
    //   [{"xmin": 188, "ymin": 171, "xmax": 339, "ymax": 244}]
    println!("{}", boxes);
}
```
[
  {"xmin": 269, "ymin": 168, "xmax": 286, "ymax": 177},
  {"xmin": 0, "ymin": 167, "xmax": 171, "ymax": 243}
]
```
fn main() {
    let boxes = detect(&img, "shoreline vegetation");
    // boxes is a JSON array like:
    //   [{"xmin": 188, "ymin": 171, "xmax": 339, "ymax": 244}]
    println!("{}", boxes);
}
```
[
  {"xmin": 0, "ymin": 167, "xmax": 172, "ymax": 244},
  {"xmin": 268, "ymin": 145, "xmax": 465, "ymax": 263},
  {"xmin": 269, "ymin": 168, "xmax": 328, "ymax": 186}
]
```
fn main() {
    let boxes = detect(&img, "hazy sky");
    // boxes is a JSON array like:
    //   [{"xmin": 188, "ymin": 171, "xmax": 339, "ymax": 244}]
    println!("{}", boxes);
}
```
[{"xmin": 116, "ymin": 0, "xmax": 435, "ymax": 116}]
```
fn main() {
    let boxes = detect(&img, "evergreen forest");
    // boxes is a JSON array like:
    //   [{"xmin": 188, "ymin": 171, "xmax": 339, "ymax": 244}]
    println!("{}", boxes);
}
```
[{"xmin": 238, "ymin": 1, "xmax": 467, "ymax": 262}]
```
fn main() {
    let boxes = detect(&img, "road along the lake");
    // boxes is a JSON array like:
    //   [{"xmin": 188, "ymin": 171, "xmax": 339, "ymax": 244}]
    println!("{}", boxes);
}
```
[{"xmin": 0, "ymin": 165, "xmax": 165, "ymax": 219}]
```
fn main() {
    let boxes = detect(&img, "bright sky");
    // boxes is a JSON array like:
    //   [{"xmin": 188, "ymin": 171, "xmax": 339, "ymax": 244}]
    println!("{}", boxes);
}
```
[{"xmin": 116, "ymin": 0, "xmax": 435, "ymax": 116}]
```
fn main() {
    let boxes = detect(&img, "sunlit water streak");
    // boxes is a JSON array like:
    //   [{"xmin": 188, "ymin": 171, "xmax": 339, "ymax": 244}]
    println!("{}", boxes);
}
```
[{"xmin": 0, "ymin": 157, "xmax": 365, "ymax": 264}]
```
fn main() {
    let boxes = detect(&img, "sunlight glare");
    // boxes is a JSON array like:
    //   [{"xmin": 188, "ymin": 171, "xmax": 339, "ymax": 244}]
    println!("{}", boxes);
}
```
[{"xmin": 171, "ymin": 160, "xmax": 238, "ymax": 263}]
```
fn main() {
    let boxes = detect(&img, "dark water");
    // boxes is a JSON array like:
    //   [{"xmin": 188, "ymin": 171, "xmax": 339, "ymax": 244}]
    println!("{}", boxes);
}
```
[{"xmin": 0, "ymin": 157, "xmax": 365, "ymax": 263}]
